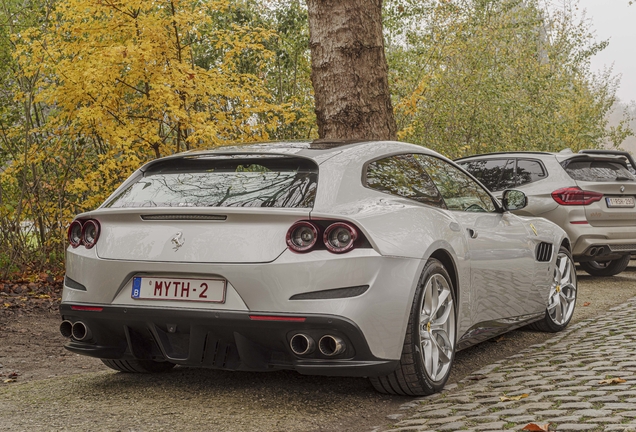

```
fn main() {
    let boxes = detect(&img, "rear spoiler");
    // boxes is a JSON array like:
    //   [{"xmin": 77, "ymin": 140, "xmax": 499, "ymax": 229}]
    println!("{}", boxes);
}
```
[{"xmin": 579, "ymin": 149, "xmax": 636, "ymax": 173}]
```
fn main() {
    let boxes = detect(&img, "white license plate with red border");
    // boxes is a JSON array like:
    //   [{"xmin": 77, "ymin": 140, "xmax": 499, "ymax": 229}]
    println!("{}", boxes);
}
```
[
  {"xmin": 131, "ymin": 276, "xmax": 226, "ymax": 303},
  {"xmin": 606, "ymin": 197, "xmax": 635, "ymax": 208}
]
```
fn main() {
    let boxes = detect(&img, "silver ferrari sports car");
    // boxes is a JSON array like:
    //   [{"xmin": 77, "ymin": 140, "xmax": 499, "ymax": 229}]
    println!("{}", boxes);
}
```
[{"xmin": 60, "ymin": 140, "xmax": 576, "ymax": 396}]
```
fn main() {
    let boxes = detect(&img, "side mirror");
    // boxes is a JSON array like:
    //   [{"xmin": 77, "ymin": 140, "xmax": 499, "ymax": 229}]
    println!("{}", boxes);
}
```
[{"xmin": 502, "ymin": 189, "xmax": 527, "ymax": 211}]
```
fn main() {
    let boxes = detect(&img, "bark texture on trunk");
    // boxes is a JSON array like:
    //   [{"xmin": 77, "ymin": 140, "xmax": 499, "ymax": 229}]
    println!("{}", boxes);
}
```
[{"xmin": 306, "ymin": 0, "xmax": 397, "ymax": 141}]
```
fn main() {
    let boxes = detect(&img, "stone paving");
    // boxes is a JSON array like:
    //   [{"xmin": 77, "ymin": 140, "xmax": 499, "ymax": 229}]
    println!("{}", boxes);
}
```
[{"xmin": 375, "ymin": 299, "xmax": 636, "ymax": 432}]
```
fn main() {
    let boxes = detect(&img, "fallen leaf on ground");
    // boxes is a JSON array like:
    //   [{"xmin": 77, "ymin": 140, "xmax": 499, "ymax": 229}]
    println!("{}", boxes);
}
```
[
  {"xmin": 495, "ymin": 336, "xmax": 506, "ymax": 343},
  {"xmin": 499, "ymin": 393, "xmax": 529, "ymax": 402},
  {"xmin": 3, "ymin": 378, "xmax": 16, "ymax": 383},
  {"xmin": 583, "ymin": 302, "xmax": 591, "ymax": 307},
  {"xmin": 521, "ymin": 423, "xmax": 550, "ymax": 431},
  {"xmin": 599, "ymin": 377, "xmax": 626, "ymax": 385}
]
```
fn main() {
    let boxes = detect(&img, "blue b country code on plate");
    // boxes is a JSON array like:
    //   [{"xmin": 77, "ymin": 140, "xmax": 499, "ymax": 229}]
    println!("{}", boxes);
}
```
[{"xmin": 131, "ymin": 276, "xmax": 226, "ymax": 303}]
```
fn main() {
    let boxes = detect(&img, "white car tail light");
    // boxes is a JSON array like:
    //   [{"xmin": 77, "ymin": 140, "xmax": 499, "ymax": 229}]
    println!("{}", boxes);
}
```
[
  {"xmin": 68, "ymin": 219, "xmax": 101, "ymax": 248},
  {"xmin": 68, "ymin": 220, "xmax": 83, "ymax": 248},
  {"xmin": 286, "ymin": 221, "xmax": 319, "ymax": 253},
  {"xmin": 82, "ymin": 219, "xmax": 101, "ymax": 249},
  {"xmin": 551, "ymin": 187, "xmax": 603, "ymax": 206},
  {"xmin": 287, "ymin": 220, "xmax": 363, "ymax": 254},
  {"xmin": 323, "ymin": 222, "xmax": 358, "ymax": 254}
]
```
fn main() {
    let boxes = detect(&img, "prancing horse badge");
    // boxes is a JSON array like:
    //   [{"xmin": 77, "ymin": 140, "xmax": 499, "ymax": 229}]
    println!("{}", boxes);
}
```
[{"xmin": 171, "ymin": 232, "xmax": 185, "ymax": 251}]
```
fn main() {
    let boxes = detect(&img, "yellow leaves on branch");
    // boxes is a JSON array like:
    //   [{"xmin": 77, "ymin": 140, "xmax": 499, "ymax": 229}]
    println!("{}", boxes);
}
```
[
  {"xmin": 11, "ymin": 0, "xmax": 289, "ymax": 210},
  {"xmin": 40, "ymin": 0, "xmax": 280, "ymax": 150}
]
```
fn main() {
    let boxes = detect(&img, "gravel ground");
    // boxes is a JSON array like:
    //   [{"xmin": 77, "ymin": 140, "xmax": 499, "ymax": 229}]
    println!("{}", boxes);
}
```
[{"xmin": 1, "ymin": 266, "xmax": 636, "ymax": 431}]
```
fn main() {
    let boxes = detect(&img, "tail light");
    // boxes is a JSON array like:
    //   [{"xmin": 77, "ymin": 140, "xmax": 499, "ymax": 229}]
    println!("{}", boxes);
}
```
[
  {"xmin": 286, "ymin": 220, "xmax": 365, "ymax": 254},
  {"xmin": 551, "ymin": 187, "xmax": 603, "ymax": 206},
  {"xmin": 323, "ymin": 222, "xmax": 358, "ymax": 253},
  {"xmin": 286, "ymin": 221, "xmax": 318, "ymax": 253},
  {"xmin": 68, "ymin": 220, "xmax": 83, "ymax": 248},
  {"xmin": 67, "ymin": 219, "xmax": 101, "ymax": 248},
  {"xmin": 82, "ymin": 220, "xmax": 101, "ymax": 249}
]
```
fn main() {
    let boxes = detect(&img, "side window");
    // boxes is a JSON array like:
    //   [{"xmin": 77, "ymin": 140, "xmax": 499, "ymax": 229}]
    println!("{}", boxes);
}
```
[
  {"xmin": 516, "ymin": 159, "xmax": 546, "ymax": 186},
  {"xmin": 365, "ymin": 154, "xmax": 446, "ymax": 208},
  {"xmin": 459, "ymin": 159, "xmax": 515, "ymax": 192},
  {"xmin": 417, "ymin": 155, "xmax": 497, "ymax": 212}
]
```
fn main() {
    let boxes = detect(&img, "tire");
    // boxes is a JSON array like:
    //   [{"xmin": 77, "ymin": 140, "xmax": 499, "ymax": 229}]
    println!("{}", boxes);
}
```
[
  {"xmin": 529, "ymin": 246, "xmax": 577, "ymax": 333},
  {"xmin": 370, "ymin": 259, "xmax": 456, "ymax": 396},
  {"xmin": 579, "ymin": 255, "xmax": 631, "ymax": 277},
  {"xmin": 101, "ymin": 358, "xmax": 176, "ymax": 373}
]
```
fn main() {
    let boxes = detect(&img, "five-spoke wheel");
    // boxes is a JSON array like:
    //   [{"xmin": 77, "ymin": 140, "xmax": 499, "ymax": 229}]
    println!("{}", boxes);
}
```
[
  {"xmin": 419, "ymin": 273, "xmax": 456, "ymax": 382},
  {"xmin": 370, "ymin": 258, "xmax": 456, "ymax": 396},
  {"xmin": 530, "ymin": 246, "xmax": 577, "ymax": 332}
]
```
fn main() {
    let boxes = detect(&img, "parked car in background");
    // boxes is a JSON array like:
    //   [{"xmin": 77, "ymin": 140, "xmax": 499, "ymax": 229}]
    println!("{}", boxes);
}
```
[
  {"xmin": 60, "ymin": 140, "xmax": 575, "ymax": 396},
  {"xmin": 457, "ymin": 150, "xmax": 636, "ymax": 277}
]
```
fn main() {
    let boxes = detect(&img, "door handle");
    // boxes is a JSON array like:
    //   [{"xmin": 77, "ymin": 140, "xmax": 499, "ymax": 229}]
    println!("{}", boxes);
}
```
[{"xmin": 467, "ymin": 228, "xmax": 478, "ymax": 239}]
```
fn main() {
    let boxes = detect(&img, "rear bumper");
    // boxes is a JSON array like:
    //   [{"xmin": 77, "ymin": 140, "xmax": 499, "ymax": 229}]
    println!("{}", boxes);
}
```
[
  {"xmin": 60, "ymin": 304, "xmax": 398, "ymax": 377},
  {"xmin": 572, "ymin": 237, "xmax": 636, "ymax": 262}
]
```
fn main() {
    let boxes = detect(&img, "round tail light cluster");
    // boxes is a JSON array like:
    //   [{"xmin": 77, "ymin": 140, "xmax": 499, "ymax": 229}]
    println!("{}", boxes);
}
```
[
  {"xmin": 68, "ymin": 219, "xmax": 101, "ymax": 249},
  {"xmin": 286, "ymin": 220, "xmax": 360, "ymax": 254}
]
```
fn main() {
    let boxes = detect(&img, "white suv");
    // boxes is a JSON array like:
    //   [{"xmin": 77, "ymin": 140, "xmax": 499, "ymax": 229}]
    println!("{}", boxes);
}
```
[{"xmin": 457, "ymin": 150, "xmax": 636, "ymax": 276}]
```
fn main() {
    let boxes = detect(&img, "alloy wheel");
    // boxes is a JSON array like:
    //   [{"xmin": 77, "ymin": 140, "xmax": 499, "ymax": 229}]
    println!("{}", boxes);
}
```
[
  {"xmin": 547, "ymin": 251, "xmax": 577, "ymax": 325},
  {"xmin": 419, "ymin": 273, "xmax": 456, "ymax": 382}
]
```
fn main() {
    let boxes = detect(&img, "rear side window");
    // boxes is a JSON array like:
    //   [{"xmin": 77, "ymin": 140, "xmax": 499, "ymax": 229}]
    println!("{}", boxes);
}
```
[
  {"xmin": 458, "ymin": 159, "xmax": 515, "ymax": 192},
  {"xmin": 365, "ymin": 154, "xmax": 446, "ymax": 208},
  {"xmin": 564, "ymin": 159, "xmax": 636, "ymax": 182},
  {"xmin": 516, "ymin": 159, "xmax": 546, "ymax": 186},
  {"xmin": 418, "ymin": 155, "xmax": 497, "ymax": 212},
  {"xmin": 459, "ymin": 158, "xmax": 546, "ymax": 191},
  {"xmin": 104, "ymin": 155, "xmax": 318, "ymax": 208}
]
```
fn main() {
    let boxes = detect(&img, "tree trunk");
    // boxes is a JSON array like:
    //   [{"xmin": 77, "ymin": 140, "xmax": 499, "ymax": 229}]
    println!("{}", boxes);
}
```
[{"xmin": 306, "ymin": 0, "xmax": 397, "ymax": 141}]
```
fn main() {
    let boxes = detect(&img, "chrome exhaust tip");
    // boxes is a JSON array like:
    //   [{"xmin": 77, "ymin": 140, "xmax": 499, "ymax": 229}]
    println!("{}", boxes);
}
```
[
  {"xmin": 596, "ymin": 246, "xmax": 605, "ymax": 256},
  {"xmin": 290, "ymin": 334, "xmax": 316, "ymax": 356},
  {"xmin": 60, "ymin": 320, "xmax": 73, "ymax": 338},
  {"xmin": 318, "ymin": 335, "xmax": 346, "ymax": 356},
  {"xmin": 71, "ymin": 321, "xmax": 92, "ymax": 341},
  {"xmin": 589, "ymin": 247, "xmax": 598, "ymax": 256}
]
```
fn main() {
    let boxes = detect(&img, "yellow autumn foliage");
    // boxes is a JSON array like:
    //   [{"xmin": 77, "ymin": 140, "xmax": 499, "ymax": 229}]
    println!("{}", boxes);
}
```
[
  {"xmin": 15, "ymin": 0, "xmax": 287, "ymax": 207},
  {"xmin": 1, "ymin": 0, "xmax": 304, "ymax": 275}
]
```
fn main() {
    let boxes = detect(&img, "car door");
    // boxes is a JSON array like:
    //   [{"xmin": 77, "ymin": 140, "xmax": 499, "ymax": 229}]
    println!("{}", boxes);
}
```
[{"xmin": 415, "ymin": 155, "xmax": 541, "ymax": 325}]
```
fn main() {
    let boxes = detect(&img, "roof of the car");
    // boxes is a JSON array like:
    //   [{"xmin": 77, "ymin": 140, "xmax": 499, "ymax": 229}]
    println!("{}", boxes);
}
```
[
  {"xmin": 147, "ymin": 140, "xmax": 446, "ymax": 166},
  {"xmin": 455, "ymin": 151, "xmax": 554, "ymax": 161},
  {"xmin": 455, "ymin": 150, "xmax": 631, "ymax": 164}
]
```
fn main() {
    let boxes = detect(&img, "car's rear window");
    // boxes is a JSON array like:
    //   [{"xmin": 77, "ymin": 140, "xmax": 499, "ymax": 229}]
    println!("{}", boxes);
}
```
[
  {"xmin": 563, "ymin": 159, "xmax": 636, "ymax": 182},
  {"xmin": 104, "ymin": 155, "xmax": 318, "ymax": 208}
]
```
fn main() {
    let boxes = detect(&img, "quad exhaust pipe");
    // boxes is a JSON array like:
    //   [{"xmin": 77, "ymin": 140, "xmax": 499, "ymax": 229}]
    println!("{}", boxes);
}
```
[
  {"xmin": 289, "ymin": 333, "xmax": 347, "ymax": 357},
  {"xmin": 60, "ymin": 320, "xmax": 92, "ymax": 341},
  {"xmin": 318, "ymin": 335, "xmax": 346, "ymax": 356},
  {"xmin": 290, "ymin": 334, "xmax": 316, "ymax": 356},
  {"xmin": 60, "ymin": 320, "xmax": 73, "ymax": 338}
]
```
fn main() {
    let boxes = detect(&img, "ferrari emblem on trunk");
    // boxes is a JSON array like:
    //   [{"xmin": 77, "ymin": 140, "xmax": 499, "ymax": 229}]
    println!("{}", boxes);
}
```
[{"xmin": 171, "ymin": 232, "xmax": 185, "ymax": 251}]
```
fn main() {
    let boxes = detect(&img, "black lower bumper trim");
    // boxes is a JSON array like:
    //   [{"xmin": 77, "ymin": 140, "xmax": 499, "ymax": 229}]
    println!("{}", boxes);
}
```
[{"xmin": 60, "ymin": 304, "xmax": 398, "ymax": 377}]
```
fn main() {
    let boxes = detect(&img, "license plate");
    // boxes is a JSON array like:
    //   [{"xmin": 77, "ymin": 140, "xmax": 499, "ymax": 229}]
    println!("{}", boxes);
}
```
[
  {"xmin": 606, "ymin": 197, "xmax": 635, "ymax": 208},
  {"xmin": 131, "ymin": 276, "xmax": 226, "ymax": 303}
]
